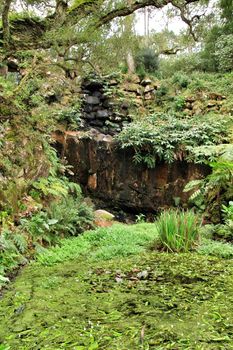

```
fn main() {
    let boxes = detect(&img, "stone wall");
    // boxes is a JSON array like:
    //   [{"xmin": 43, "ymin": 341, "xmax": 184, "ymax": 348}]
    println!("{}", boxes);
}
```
[
  {"xmin": 79, "ymin": 74, "xmax": 160, "ymax": 135},
  {"xmin": 54, "ymin": 130, "xmax": 210, "ymax": 212},
  {"xmin": 80, "ymin": 75, "xmax": 130, "ymax": 135}
]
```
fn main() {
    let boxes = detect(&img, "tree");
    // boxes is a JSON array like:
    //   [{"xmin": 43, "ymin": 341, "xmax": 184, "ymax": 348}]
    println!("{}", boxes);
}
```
[
  {"xmin": 1, "ymin": 0, "xmax": 13, "ymax": 50},
  {"xmin": 0, "ymin": 0, "xmax": 210, "ymax": 52}
]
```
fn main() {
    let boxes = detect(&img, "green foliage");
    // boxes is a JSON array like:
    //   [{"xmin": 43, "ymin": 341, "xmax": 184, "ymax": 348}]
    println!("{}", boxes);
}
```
[
  {"xmin": 135, "ymin": 213, "xmax": 146, "ymax": 223},
  {"xmin": 155, "ymin": 210, "xmax": 200, "ymax": 253},
  {"xmin": 47, "ymin": 196, "xmax": 94, "ymax": 236},
  {"xmin": 135, "ymin": 48, "xmax": 159, "ymax": 74},
  {"xmin": 215, "ymin": 34, "xmax": 233, "ymax": 72},
  {"xmin": 222, "ymin": 201, "xmax": 233, "ymax": 222},
  {"xmin": 155, "ymin": 84, "xmax": 168, "ymax": 98},
  {"xmin": 36, "ymin": 223, "xmax": 158, "ymax": 266},
  {"xmin": 54, "ymin": 105, "xmax": 82, "ymax": 129},
  {"xmin": 0, "ymin": 192, "xmax": 93, "ymax": 285},
  {"xmin": 116, "ymin": 113, "xmax": 230, "ymax": 168},
  {"xmin": 31, "ymin": 176, "xmax": 79, "ymax": 199},
  {"xmin": 198, "ymin": 239, "xmax": 233, "ymax": 258},
  {"xmin": 184, "ymin": 160, "xmax": 233, "ymax": 223},
  {"xmin": 159, "ymin": 53, "xmax": 203, "ymax": 77},
  {"xmin": 20, "ymin": 195, "xmax": 93, "ymax": 242},
  {"xmin": 174, "ymin": 96, "xmax": 186, "ymax": 111},
  {"xmin": 188, "ymin": 144, "xmax": 233, "ymax": 164},
  {"xmin": 172, "ymin": 73, "xmax": 190, "ymax": 89},
  {"xmin": 0, "ymin": 228, "xmax": 28, "ymax": 285}
]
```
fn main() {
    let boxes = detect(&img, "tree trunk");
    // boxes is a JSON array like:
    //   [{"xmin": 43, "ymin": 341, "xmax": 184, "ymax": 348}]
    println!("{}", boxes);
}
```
[
  {"xmin": 2, "ymin": 0, "xmax": 13, "ymax": 50},
  {"xmin": 55, "ymin": 0, "xmax": 68, "ymax": 23},
  {"xmin": 126, "ymin": 51, "xmax": 135, "ymax": 74}
]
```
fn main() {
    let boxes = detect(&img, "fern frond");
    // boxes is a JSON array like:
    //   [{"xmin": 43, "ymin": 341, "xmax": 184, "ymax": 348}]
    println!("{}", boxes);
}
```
[{"xmin": 184, "ymin": 180, "xmax": 203, "ymax": 192}]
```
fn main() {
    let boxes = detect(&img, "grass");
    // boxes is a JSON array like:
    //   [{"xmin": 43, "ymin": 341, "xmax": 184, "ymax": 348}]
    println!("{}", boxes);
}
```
[
  {"xmin": 156, "ymin": 210, "xmax": 200, "ymax": 252},
  {"xmin": 36, "ymin": 223, "xmax": 158, "ymax": 265}
]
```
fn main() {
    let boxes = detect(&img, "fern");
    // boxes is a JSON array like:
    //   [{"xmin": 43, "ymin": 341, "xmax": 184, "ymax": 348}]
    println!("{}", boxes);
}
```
[
  {"xmin": 116, "ymin": 113, "xmax": 231, "ymax": 168},
  {"xmin": 184, "ymin": 179, "xmax": 203, "ymax": 192},
  {"xmin": 12, "ymin": 233, "xmax": 27, "ymax": 254}
]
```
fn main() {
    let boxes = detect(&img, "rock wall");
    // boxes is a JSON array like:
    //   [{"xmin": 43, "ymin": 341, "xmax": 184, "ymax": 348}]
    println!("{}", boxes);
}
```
[
  {"xmin": 80, "ymin": 75, "xmax": 130, "ymax": 135},
  {"xmin": 55, "ymin": 130, "xmax": 210, "ymax": 213},
  {"xmin": 79, "ymin": 74, "xmax": 160, "ymax": 135}
]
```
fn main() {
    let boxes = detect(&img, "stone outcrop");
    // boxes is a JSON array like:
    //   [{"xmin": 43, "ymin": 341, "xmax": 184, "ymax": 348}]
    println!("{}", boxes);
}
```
[
  {"xmin": 80, "ymin": 75, "xmax": 131, "ymax": 135},
  {"xmin": 55, "ymin": 130, "xmax": 210, "ymax": 213},
  {"xmin": 184, "ymin": 92, "xmax": 226, "ymax": 116},
  {"xmin": 79, "ymin": 74, "xmax": 160, "ymax": 135}
]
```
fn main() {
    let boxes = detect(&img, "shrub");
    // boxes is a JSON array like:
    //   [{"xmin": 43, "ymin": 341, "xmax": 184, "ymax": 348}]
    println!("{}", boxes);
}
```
[
  {"xmin": 20, "ymin": 196, "xmax": 94, "ymax": 245},
  {"xmin": 135, "ymin": 48, "xmax": 159, "ymax": 73},
  {"xmin": 184, "ymin": 160, "xmax": 233, "ymax": 223},
  {"xmin": 116, "ymin": 113, "xmax": 230, "ymax": 168},
  {"xmin": 47, "ymin": 196, "xmax": 94, "ymax": 237},
  {"xmin": 155, "ymin": 210, "xmax": 200, "ymax": 252},
  {"xmin": 215, "ymin": 34, "xmax": 233, "ymax": 72},
  {"xmin": 174, "ymin": 96, "xmax": 186, "ymax": 111},
  {"xmin": 172, "ymin": 73, "xmax": 190, "ymax": 89}
]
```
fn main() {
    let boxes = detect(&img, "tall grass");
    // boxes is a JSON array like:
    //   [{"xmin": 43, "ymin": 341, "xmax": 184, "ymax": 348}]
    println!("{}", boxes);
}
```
[{"xmin": 156, "ymin": 210, "xmax": 200, "ymax": 252}]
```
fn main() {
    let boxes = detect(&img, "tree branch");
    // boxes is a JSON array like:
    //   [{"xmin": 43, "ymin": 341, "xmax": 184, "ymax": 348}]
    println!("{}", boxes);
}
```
[
  {"xmin": 98, "ymin": 0, "xmax": 170, "ymax": 27},
  {"xmin": 171, "ymin": 1, "xmax": 199, "ymax": 41}
]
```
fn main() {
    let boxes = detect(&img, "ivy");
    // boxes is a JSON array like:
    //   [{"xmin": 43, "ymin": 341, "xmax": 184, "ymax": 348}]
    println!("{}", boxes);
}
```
[{"xmin": 116, "ymin": 113, "xmax": 231, "ymax": 168}]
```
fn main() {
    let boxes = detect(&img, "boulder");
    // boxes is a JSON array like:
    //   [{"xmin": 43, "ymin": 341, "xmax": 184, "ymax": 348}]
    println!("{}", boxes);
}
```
[
  {"xmin": 141, "ymin": 78, "xmax": 152, "ymax": 86},
  {"xmin": 94, "ymin": 209, "xmax": 115, "ymax": 227},
  {"xmin": 144, "ymin": 85, "xmax": 154, "ymax": 93},
  {"xmin": 86, "ymin": 96, "xmax": 100, "ymax": 105},
  {"xmin": 124, "ymin": 83, "xmax": 140, "ymax": 93},
  {"xmin": 96, "ymin": 109, "xmax": 109, "ymax": 119}
]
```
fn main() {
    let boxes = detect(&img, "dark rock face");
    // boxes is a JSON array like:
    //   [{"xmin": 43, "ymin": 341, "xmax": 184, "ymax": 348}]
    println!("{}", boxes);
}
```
[{"xmin": 55, "ymin": 130, "xmax": 210, "ymax": 212}]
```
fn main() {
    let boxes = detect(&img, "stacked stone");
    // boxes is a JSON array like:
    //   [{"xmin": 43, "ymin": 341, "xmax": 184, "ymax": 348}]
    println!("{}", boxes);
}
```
[
  {"xmin": 121, "ymin": 76, "xmax": 159, "ymax": 102},
  {"xmin": 184, "ymin": 92, "xmax": 226, "ymax": 116},
  {"xmin": 81, "ymin": 77, "xmax": 130, "ymax": 135}
]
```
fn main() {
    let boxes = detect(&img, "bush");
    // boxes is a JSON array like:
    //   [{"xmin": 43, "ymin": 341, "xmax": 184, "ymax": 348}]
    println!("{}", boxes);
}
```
[
  {"xmin": 20, "ymin": 196, "xmax": 94, "ymax": 244},
  {"xmin": 215, "ymin": 34, "xmax": 233, "ymax": 72},
  {"xmin": 47, "ymin": 196, "xmax": 94, "ymax": 237},
  {"xmin": 172, "ymin": 73, "xmax": 190, "ymax": 89},
  {"xmin": 135, "ymin": 48, "xmax": 159, "ymax": 73},
  {"xmin": 158, "ymin": 53, "xmax": 203, "ymax": 77},
  {"xmin": 116, "ymin": 113, "xmax": 230, "ymax": 167},
  {"xmin": 155, "ymin": 210, "xmax": 200, "ymax": 252},
  {"xmin": 174, "ymin": 96, "xmax": 186, "ymax": 111}
]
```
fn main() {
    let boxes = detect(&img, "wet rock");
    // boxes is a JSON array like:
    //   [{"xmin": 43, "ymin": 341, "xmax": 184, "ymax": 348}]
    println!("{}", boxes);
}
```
[
  {"xmin": 96, "ymin": 110, "xmax": 109, "ymax": 119},
  {"xmin": 86, "ymin": 96, "xmax": 100, "ymax": 105},
  {"xmin": 121, "ymin": 101, "xmax": 129, "ymax": 109},
  {"xmin": 84, "ymin": 112, "xmax": 96, "ymax": 120},
  {"xmin": 90, "ymin": 120, "xmax": 104, "ymax": 127},
  {"xmin": 82, "ymin": 80, "xmax": 103, "ymax": 92},
  {"xmin": 56, "ymin": 131, "xmax": 210, "ymax": 212},
  {"xmin": 93, "ymin": 90, "xmax": 103, "ymax": 99}
]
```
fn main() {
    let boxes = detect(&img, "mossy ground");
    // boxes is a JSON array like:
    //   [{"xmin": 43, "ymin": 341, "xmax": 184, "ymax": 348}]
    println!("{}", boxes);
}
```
[{"xmin": 1, "ymin": 224, "xmax": 233, "ymax": 349}]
